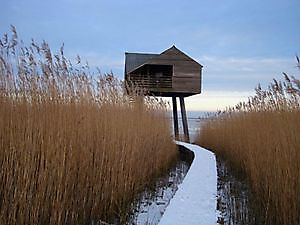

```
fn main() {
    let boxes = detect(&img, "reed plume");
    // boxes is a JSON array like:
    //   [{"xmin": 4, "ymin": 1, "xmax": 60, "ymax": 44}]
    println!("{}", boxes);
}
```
[
  {"xmin": 0, "ymin": 26, "xmax": 177, "ymax": 225},
  {"xmin": 196, "ymin": 63, "xmax": 300, "ymax": 225}
]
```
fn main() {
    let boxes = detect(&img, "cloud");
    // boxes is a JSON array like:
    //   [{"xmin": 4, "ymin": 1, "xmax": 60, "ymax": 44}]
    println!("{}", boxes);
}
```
[
  {"xmin": 185, "ymin": 90, "xmax": 254, "ymax": 112},
  {"xmin": 199, "ymin": 56, "xmax": 295, "ymax": 77},
  {"xmin": 162, "ymin": 90, "xmax": 254, "ymax": 112},
  {"xmin": 75, "ymin": 53, "xmax": 298, "ymax": 85},
  {"xmin": 63, "ymin": 51, "xmax": 298, "ymax": 112},
  {"xmin": 196, "ymin": 55, "xmax": 299, "ymax": 91}
]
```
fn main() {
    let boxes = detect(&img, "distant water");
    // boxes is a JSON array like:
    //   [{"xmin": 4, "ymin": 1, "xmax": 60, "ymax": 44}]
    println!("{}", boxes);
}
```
[
  {"xmin": 168, "ymin": 111, "xmax": 213, "ymax": 143},
  {"xmin": 167, "ymin": 110, "xmax": 213, "ymax": 119}
]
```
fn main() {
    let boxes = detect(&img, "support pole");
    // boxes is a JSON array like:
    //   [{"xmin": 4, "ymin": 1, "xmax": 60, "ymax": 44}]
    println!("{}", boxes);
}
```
[
  {"xmin": 172, "ymin": 96, "xmax": 179, "ymax": 140},
  {"xmin": 179, "ymin": 96, "xmax": 190, "ymax": 143}
]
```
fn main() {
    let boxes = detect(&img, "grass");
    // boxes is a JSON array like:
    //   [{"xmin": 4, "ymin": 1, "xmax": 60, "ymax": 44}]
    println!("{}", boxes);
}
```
[
  {"xmin": 0, "ymin": 26, "xmax": 177, "ymax": 224},
  {"xmin": 196, "ymin": 66, "xmax": 300, "ymax": 224}
]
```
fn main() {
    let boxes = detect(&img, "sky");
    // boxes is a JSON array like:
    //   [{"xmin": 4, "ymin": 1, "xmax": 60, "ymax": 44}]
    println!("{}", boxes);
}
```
[{"xmin": 1, "ymin": 0, "xmax": 300, "ymax": 111}]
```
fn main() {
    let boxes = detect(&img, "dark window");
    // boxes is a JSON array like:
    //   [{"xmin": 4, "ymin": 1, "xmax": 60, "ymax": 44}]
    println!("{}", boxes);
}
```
[{"xmin": 128, "ymin": 64, "xmax": 173, "ymax": 89}]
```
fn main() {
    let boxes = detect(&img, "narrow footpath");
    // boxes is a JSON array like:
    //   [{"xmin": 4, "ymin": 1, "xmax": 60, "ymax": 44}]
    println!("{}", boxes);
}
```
[{"xmin": 159, "ymin": 141, "xmax": 218, "ymax": 225}]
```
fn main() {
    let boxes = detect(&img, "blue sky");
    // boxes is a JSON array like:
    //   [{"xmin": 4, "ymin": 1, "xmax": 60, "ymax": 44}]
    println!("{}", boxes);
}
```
[{"xmin": 1, "ymin": 0, "xmax": 300, "ymax": 111}]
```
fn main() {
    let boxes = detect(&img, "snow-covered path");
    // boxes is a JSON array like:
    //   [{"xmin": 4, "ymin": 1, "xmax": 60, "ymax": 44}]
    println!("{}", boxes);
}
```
[{"xmin": 159, "ymin": 141, "xmax": 218, "ymax": 225}]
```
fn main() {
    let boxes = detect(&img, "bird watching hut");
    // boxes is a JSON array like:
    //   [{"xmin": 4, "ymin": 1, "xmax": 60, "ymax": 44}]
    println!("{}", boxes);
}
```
[{"xmin": 124, "ymin": 46, "xmax": 202, "ymax": 142}]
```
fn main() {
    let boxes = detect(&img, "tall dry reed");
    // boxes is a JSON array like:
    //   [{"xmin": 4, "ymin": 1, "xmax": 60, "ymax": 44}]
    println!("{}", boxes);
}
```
[
  {"xmin": 0, "ymin": 26, "xmax": 177, "ymax": 225},
  {"xmin": 197, "ymin": 64, "xmax": 300, "ymax": 225}
]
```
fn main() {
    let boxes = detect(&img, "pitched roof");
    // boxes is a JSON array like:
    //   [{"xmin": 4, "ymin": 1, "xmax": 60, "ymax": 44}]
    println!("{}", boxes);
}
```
[
  {"xmin": 125, "ymin": 46, "xmax": 202, "ymax": 74},
  {"xmin": 159, "ymin": 45, "xmax": 203, "ymax": 67},
  {"xmin": 124, "ymin": 52, "xmax": 158, "ymax": 75}
]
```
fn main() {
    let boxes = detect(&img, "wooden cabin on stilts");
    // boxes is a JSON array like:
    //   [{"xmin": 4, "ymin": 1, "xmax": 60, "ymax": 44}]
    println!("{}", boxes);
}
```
[{"xmin": 124, "ymin": 46, "xmax": 202, "ymax": 143}]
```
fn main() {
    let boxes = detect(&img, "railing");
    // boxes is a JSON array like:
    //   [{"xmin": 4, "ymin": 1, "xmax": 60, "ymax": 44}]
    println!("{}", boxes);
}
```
[{"xmin": 128, "ymin": 75, "xmax": 172, "ymax": 89}]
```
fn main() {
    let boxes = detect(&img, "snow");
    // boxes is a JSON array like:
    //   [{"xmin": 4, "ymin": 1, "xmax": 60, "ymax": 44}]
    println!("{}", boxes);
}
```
[
  {"xmin": 159, "ymin": 141, "xmax": 218, "ymax": 225},
  {"xmin": 131, "ymin": 163, "xmax": 188, "ymax": 225}
]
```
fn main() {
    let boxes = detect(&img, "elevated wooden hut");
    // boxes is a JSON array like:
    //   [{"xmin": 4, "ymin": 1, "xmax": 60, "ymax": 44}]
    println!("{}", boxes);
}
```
[{"xmin": 124, "ymin": 46, "xmax": 203, "ymax": 142}]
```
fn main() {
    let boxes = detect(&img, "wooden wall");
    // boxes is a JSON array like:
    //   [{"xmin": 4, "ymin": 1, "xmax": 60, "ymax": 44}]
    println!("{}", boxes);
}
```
[
  {"xmin": 144, "ymin": 46, "xmax": 202, "ymax": 95},
  {"xmin": 126, "ymin": 46, "xmax": 202, "ymax": 97}
]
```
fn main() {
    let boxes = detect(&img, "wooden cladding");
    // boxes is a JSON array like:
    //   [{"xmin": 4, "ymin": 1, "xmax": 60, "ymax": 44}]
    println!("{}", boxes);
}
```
[{"xmin": 125, "ymin": 46, "xmax": 202, "ymax": 97}]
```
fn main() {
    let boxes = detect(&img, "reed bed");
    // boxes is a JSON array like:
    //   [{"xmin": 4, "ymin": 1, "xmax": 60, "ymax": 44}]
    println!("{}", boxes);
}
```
[
  {"xmin": 197, "ymin": 66, "xmax": 300, "ymax": 224},
  {"xmin": 0, "ymin": 27, "xmax": 177, "ymax": 225}
]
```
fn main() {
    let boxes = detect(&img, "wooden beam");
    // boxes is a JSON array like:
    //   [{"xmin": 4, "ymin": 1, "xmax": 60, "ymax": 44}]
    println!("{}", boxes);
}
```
[
  {"xmin": 172, "ymin": 97, "xmax": 179, "ymax": 140},
  {"xmin": 179, "ymin": 96, "xmax": 190, "ymax": 143}
]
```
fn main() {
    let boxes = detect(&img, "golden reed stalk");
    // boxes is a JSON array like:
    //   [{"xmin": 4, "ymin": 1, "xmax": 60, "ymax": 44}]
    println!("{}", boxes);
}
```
[
  {"xmin": 0, "ymin": 26, "xmax": 177, "ymax": 224},
  {"xmin": 197, "ymin": 71, "xmax": 300, "ymax": 224}
]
